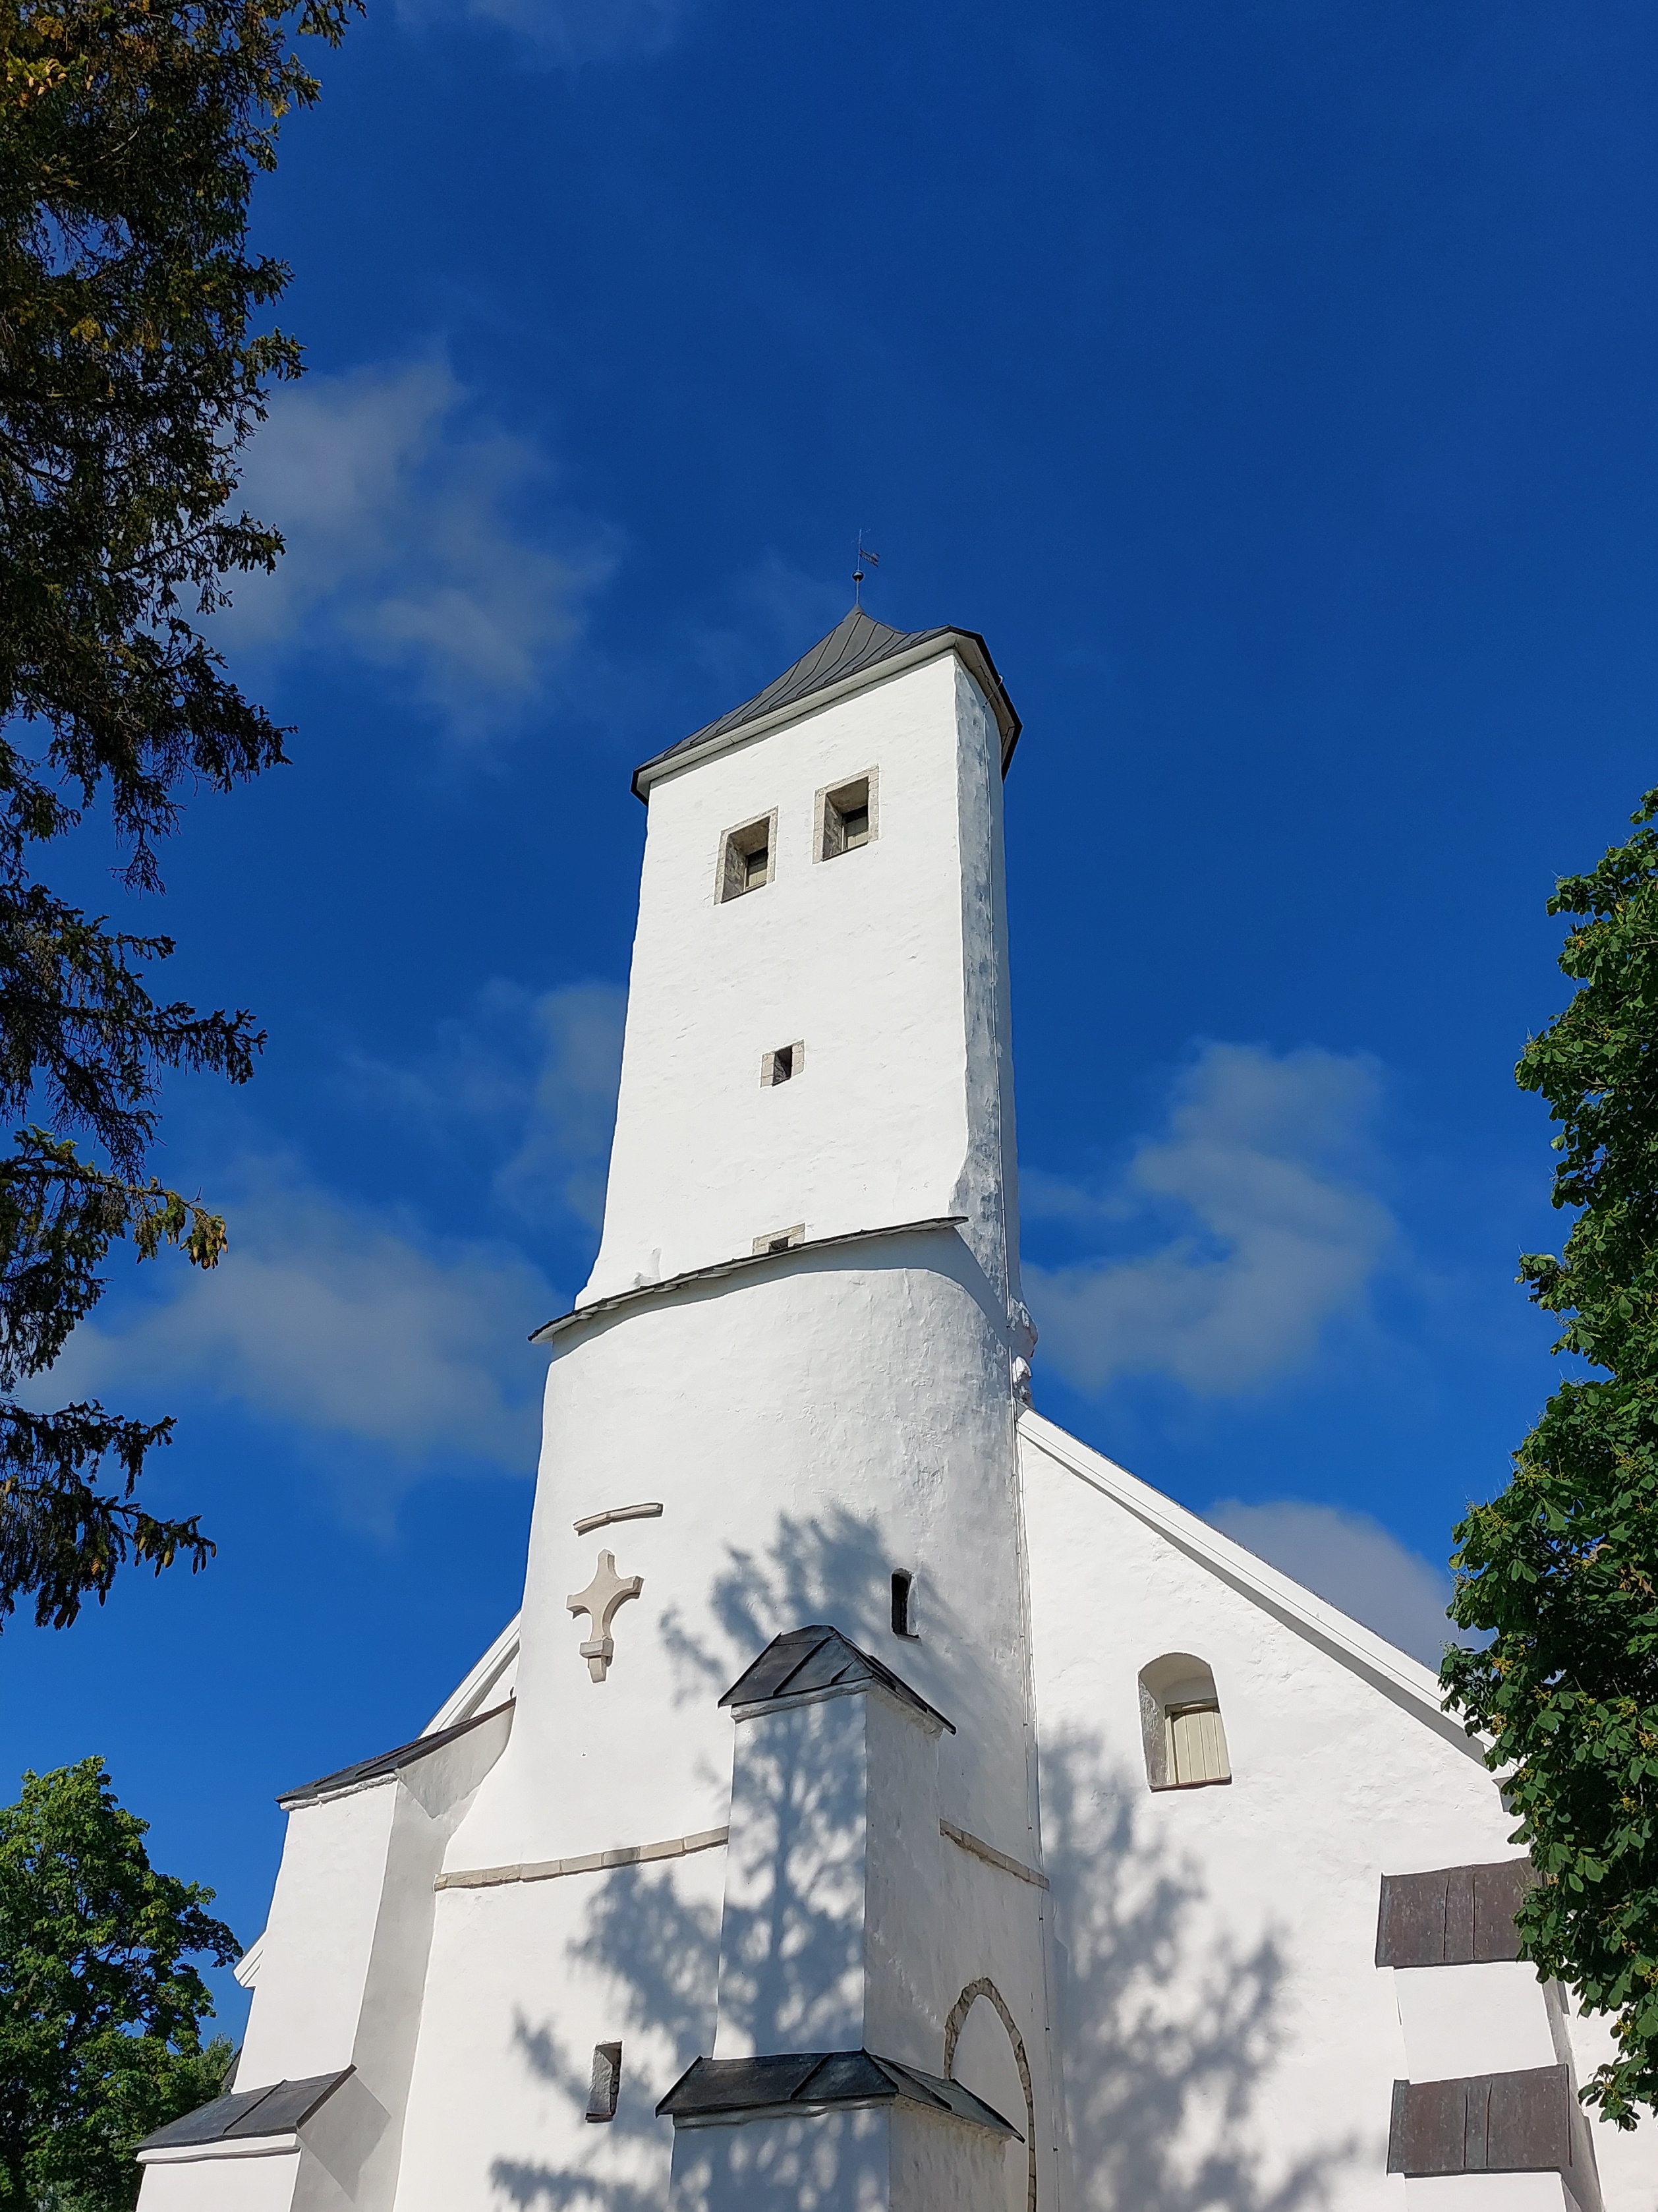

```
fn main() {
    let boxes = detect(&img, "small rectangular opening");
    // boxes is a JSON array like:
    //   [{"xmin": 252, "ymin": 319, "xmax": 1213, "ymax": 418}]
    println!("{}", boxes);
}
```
[
  {"xmin": 586, "ymin": 2041, "xmax": 621, "ymax": 2122},
  {"xmin": 753, "ymin": 1223, "xmax": 805, "ymax": 1256},
  {"xmin": 816, "ymin": 772, "xmax": 877, "ymax": 862},
  {"xmin": 891, "ymin": 1569, "xmax": 917, "ymax": 1639},
  {"xmin": 720, "ymin": 813, "xmax": 775, "ymax": 902},
  {"xmin": 761, "ymin": 1041, "xmax": 805, "ymax": 1088}
]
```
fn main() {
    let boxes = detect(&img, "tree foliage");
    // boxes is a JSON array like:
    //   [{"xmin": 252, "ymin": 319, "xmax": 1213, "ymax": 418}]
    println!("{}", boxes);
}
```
[
  {"xmin": 0, "ymin": 0, "xmax": 354, "ymax": 1625},
  {"xmin": 1444, "ymin": 788, "xmax": 1658, "ymax": 2126},
  {"xmin": 0, "ymin": 1757, "xmax": 238, "ymax": 2209}
]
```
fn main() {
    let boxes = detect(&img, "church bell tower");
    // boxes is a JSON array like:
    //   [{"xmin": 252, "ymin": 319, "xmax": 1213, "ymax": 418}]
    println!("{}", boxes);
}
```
[{"xmin": 192, "ymin": 609, "xmax": 1055, "ymax": 2212}]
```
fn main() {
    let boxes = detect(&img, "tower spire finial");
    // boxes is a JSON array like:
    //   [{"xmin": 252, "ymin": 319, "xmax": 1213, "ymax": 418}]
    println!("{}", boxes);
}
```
[{"xmin": 852, "ymin": 530, "xmax": 879, "ymax": 608}]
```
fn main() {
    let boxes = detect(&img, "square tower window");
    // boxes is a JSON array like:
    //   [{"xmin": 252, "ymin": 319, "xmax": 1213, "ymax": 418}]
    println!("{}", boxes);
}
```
[
  {"xmin": 816, "ymin": 772, "xmax": 878, "ymax": 863},
  {"xmin": 720, "ymin": 813, "xmax": 776, "ymax": 902},
  {"xmin": 761, "ymin": 1041, "xmax": 805, "ymax": 1087}
]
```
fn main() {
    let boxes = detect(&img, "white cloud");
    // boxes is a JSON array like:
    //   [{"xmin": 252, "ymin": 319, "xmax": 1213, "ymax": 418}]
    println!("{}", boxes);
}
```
[
  {"xmin": 225, "ymin": 358, "xmax": 618, "ymax": 729},
  {"xmin": 1204, "ymin": 1498, "xmax": 1455, "ymax": 1667},
  {"xmin": 1024, "ymin": 1043, "xmax": 1394, "ymax": 1397},
  {"xmin": 44, "ymin": 1165, "xmax": 556, "ymax": 1488},
  {"xmin": 346, "ymin": 979, "xmax": 627, "ymax": 1231},
  {"xmin": 395, "ymin": 0, "xmax": 693, "ymax": 59}
]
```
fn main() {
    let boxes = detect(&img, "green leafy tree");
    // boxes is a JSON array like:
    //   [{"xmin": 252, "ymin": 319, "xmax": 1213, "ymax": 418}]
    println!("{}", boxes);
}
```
[
  {"xmin": 1444, "ymin": 788, "xmax": 1658, "ymax": 2126},
  {"xmin": 0, "ymin": 1757, "xmax": 238, "ymax": 2209},
  {"xmin": 0, "ymin": 0, "xmax": 354, "ymax": 1627}
]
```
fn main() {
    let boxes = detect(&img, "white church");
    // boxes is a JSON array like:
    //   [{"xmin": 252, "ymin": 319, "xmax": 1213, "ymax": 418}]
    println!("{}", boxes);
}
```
[{"xmin": 136, "ymin": 611, "xmax": 1653, "ymax": 2211}]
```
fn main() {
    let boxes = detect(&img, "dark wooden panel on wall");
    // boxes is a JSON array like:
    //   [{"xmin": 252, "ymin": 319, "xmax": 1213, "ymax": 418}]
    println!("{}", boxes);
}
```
[
  {"xmin": 1388, "ymin": 2065, "xmax": 1573, "ymax": 2177},
  {"xmin": 1376, "ymin": 1858, "xmax": 1537, "ymax": 1967}
]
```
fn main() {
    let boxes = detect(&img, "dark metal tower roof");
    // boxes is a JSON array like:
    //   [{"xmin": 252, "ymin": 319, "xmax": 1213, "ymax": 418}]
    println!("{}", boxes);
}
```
[
  {"xmin": 631, "ymin": 608, "xmax": 1019, "ymax": 801},
  {"xmin": 718, "ymin": 1623, "xmax": 955, "ymax": 1734}
]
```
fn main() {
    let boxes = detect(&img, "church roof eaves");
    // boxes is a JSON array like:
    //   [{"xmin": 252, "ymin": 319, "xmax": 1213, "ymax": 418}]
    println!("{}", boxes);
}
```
[
  {"xmin": 276, "ymin": 1699, "xmax": 514, "ymax": 1811},
  {"xmin": 719, "ymin": 1623, "xmax": 955, "ymax": 1735},
  {"xmin": 530, "ymin": 1213, "xmax": 967, "ymax": 1345},
  {"xmin": 1017, "ymin": 1410, "xmax": 1483, "ymax": 1759},
  {"xmin": 136, "ymin": 2068, "xmax": 353, "ymax": 2154},
  {"xmin": 422, "ymin": 1611, "xmax": 521, "ymax": 1735},
  {"xmin": 630, "ymin": 608, "xmax": 1020, "ymax": 803}
]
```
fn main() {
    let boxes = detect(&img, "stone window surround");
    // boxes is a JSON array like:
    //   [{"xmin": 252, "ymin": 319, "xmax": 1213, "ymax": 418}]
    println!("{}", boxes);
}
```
[
  {"xmin": 760, "ymin": 1040, "xmax": 806, "ymax": 1088},
  {"xmin": 1139, "ymin": 1652, "xmax": 1232, "ymax": 1791},
  {"xmin": 586, "ymin": 2043, "xmax": 623, "ymax": 2124},
  {"xmin": 752, "ymin": 1223, "xmax": 805, "ymax": 1256},
  {"xmin": 814, "ymin": 767, "xmax": 880, "ymax": 863},
  {"xmin": 716, "ymin": 809, "xmax": 777, "ymax": 904}
]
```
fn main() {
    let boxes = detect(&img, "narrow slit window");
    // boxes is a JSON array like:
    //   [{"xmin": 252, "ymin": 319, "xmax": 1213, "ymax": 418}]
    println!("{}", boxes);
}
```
[
  {"xmin": 761, "ymin": 1041, "xmax": 805, "ymax": 1087},
  {"xmin": 816, "ymin": 772, "xmax": 878, "ymax": 862},
  {"xmin": 892, "ymin": 1569, "xmax": 917, "ymax": 1638},
  {"xmin": 720, "ymin": 814, "xmax": 776, "ymax": 902},
  {"xmin": 586, "ymin": 2042, "xmax": 621, "ymax": 2122},
  {"xmin": 1138, "ymin": 1654, "xmax": 1231, "ymax": 1791}
]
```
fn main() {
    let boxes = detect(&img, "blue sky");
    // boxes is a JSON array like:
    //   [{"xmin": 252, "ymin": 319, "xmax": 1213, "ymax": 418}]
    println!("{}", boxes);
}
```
[{"xmin": 6, "ymin": 0, "xmax": 1657, "ymax": 2031}]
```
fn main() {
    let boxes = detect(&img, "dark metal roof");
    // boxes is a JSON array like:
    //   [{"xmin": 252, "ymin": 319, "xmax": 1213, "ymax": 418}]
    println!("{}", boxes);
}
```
[
  {"xmin": 137, "ymin": 2070, "xmax": 352, "ymax": 2152},
  {"xmin": 656, "ymin": 2049, "xmax": 1019, "ymax": 2136},
  {"xmin": 631, "ymin": 608, "xmax": 1019, "ymax": 800},
  {"xmin": 719, "ymin": 1624, "xmax": 954, "ymax": 1734},
  {"xmin": 277, "ymin": 1699, "xmax": 513, "ymax": 1809}
]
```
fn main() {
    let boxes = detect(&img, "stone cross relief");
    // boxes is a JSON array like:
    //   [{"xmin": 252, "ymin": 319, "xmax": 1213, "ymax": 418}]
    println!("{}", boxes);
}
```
[{"xmin": 566, "ymin": 1549, "xmax": 643, "ymax": 1683}]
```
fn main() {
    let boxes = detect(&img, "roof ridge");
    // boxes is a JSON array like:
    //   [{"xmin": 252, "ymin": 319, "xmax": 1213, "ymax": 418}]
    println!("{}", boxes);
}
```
[
  {"xmin": 718, "ymin": 1622, "xmax": 955, "ymax": 1734},
  {"xmin": 630, "ymin": 608, "xmax": 1017, "ymax": 800},
  {"xmin": 277, "ymin": 1697, "xmax": 514, "ymax": 1809},
  {"xmin": 1016, "ymin": 1409, "xmax": 1481, "ymax": 1754}
]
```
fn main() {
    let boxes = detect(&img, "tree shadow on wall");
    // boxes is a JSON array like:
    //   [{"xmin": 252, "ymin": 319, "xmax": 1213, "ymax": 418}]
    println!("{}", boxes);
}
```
[
  {"xmin": 491, "ymin": 1513, "xmax": 882, "ymax": 2210},
  {"xmin": 658, "ymin": 1503, "xmax": 909, "ymax": 1700},
  {"xmin": 490, "ymin": 1509, "xmax": 1359, "ymax": 2211},
  {"xmin": 1042, "ymin": 1729, "xmax": 1361, "ymax": 2212},
  {"xmin": 490, "ymin": 1853, "xmax": 721, "ymax": 2210}
]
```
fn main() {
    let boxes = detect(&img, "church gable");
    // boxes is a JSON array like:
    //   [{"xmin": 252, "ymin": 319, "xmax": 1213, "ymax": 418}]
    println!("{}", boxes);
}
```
[
  {"xmin": 1017, "ymin": 1409, "xmax": 1552, "ymax": 2212},
  {"xmin": 1017, "ymin": 1407, "xmax": 1466, "ymax": 1752}
]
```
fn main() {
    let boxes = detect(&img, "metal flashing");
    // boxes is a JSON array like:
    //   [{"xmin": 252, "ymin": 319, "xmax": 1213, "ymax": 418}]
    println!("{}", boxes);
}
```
[
  {"xmin": 1376, "ymin": 1858, "xmax": 1536, "ymax": 1968},
  {"xmin": 136, "ymin": 2069, "xmax": 353, "ymax": 2154},
  {"xmin": 530, "ymin": 1215, "xmax": 967, "ymax": 1345},
  {"xmin": 1386, "ymin": 2063, "xmax": 1597, "ymax": 2199},
  {"xmin": 631, "ymin": 610, "xmax": 1020, "ymax": 801},
  {"xmin": 277, "ymin": 1699, "xmax": 513, "ymax": 1810}
]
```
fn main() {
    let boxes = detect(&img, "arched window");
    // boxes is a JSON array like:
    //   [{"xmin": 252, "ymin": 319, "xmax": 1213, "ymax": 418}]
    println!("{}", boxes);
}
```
[{"xmin": 1139, "ymin": 1653, "xmax": 1231, "ymax": 1790}]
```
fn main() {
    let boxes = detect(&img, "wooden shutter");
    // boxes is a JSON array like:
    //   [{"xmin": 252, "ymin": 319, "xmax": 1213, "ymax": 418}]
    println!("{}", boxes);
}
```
[{"xmin": 1168, "ymin": 1703, "xmax": 1229, "ymax": 1786}]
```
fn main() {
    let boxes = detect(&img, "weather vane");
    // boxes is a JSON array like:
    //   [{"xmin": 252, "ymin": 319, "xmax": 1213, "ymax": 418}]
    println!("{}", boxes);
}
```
[{"xmin": 853, "ymin": 531, "xmax": 880, "ymax": 608}]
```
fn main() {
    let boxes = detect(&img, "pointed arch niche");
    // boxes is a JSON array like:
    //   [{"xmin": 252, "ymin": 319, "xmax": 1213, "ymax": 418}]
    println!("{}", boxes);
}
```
[
  {"xmin": 1139, "ymin": 1652, "xmax": 1232, "ymax": 1790},
  {"xmin": 944, "ymin": 1977, "xmax": 1035, "ymax": 2212}
]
